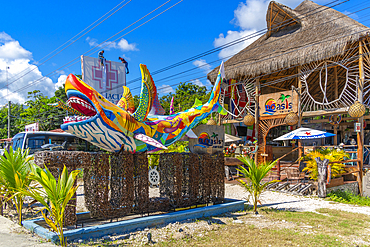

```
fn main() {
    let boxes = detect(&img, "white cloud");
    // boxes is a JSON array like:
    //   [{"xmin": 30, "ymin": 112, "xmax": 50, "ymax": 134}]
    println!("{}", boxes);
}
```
[
  {"xmin": 192, "ymin": 79, "xmax": 212, "ymax": 87},
  {"xmin": 0, "ymin": 32, "xmax": 57, "ymax": 105},
  {"xmin": 0, "ymin": 32, "xmax": 14, "ymax": 43},
  {"xmin": 117, "ymin": 39, "xmax": 138, "ymax": 51},
  {"xmin": 191, "ymin": 79, "xmax": 206, "ymax": 87},
  {"xmin": 158, "ymin": 84, "xmax": 175, "ymax": 95},
  {"xmin": 86, "ymin": 37, "xmax": 138, "ymax": 52},
  {"xmin": 0, "ymin": 40, "xmax": 31, "ymax": 61},
  {"xmin": 214, "ymin": 29, "xmax": 260, "ymax": 59},
  {"xmin": 215, "ymin": 0, "xmax": 303, "ymax": 59},
  {"xmin": 193, "ymin": 59, "xmax": 212, "ymax": 73},
  {"xmin": 233, "ymin": 0, "xmax": 270, "ymax": 31},
  {"xmin": 55, "ymin": 74, "xmax": 67, "ymax": 90},
  {"xmin": 343, "ymin": 10, "xmax": 359, "ymax": 21}
]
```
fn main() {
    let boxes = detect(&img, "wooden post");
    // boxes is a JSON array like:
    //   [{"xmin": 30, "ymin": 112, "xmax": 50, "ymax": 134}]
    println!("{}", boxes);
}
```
[
  {"xmin": 358, "ymin": 39, "xmax": 365, "ymax": 195},
  {"xmin": 255, "ymin": 78, "xmax": 260, "ymax": 164},
  {"xmin": 334, "ymin": 66, "xmax": 339, "ymax": 146},
  {"xmin": 297, "ymin": 67, "xmax": 303, "ymax": 160},
  {"xmin": 277, "ymin": 159, "xmax": 281, "ymax": 180},
  {"xmin": 316, "ymin": 157, "xmax": 329, "ymax": 198}
]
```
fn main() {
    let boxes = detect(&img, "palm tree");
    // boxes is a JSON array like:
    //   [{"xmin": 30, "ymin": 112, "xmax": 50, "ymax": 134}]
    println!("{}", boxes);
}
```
[
  {"xmin": 237, "ymin": 156, "xmax": 279, "ymax": 214},
  {"xmin": 279, "ymin": 94, "xmax": 291, "ymax": 109},
  {"xmin": 302, "ymin": 148, "xmax": 348, "ymax": 180},
  {"xmin": 0, "ymin": 147, "xmax": 33, "ymax": 225},
  {"xmin": 24, "ymin": 165, "xmax": 80, "ymax": 247}
]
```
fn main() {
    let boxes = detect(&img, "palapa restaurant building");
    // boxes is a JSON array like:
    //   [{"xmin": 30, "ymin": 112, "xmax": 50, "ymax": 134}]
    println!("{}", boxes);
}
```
[{"xmin": 207, "ymin": 0, "xmax": 370, "ymax": 165}]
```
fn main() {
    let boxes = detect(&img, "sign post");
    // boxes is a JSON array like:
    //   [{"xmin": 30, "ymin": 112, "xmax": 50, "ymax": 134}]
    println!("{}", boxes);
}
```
[
  {"xmin": 188, "ymin": 125, "xmax": 225, "ymax": 155},
  {"xmin": 81, "ymin": 55, "xmax": 126, "ymax": 104},
  {"xmin": 355, "ymin": 122, "xmax": 361, "ymax": 132}
]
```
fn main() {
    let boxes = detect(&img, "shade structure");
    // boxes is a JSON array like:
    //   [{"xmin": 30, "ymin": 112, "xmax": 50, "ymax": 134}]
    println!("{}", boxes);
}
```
[
  {"xmin": 273, "ymin": 128, "xmax": 335, "ymax": 141},
  {"xmin": 225, "ymin": 134, "xmax": 242, "ymax": 143}
]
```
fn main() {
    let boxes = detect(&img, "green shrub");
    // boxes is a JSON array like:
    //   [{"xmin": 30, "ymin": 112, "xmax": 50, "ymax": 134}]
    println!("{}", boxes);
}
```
[
  {"xmin": 327, "ymin": 190, "xmax": 370, "ymax": 206},
  {"xmin": 303, "ymin": 148, "xmax": 348, "ymax": 180},
  {"xmin": 148, "ymin": 141, "xmax": 188, "ymax": 168}
]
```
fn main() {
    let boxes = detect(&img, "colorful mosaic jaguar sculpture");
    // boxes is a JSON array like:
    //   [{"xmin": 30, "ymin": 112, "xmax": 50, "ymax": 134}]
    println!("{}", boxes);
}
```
[{"xmin": 58, "ymin": 63, "xmax": 225, "ymax": 153}]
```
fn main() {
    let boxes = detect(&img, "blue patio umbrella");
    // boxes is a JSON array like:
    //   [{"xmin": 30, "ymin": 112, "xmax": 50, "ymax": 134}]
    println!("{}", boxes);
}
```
[{"xmin": 273, "ymin": 128, "xmax": 335, "ymax": 141}]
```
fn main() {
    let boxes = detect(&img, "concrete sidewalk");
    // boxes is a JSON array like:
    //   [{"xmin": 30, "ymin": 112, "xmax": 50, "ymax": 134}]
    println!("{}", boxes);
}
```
[{"xmin": 0, "ymin": 216, "xmax": 55, "ymax": 247}]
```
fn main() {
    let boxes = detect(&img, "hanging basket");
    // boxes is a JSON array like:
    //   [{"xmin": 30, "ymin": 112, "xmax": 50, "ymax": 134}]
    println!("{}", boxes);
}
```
[
  {"xmin": 285, "ymin": 111, "xmax": 299, "ymax": 126},
  {"xmin": 243, "ymin": 114, "xmax": 255, "ymax": 126},
  {"xmin": 348, "ymin": 101, "xmax": 366, "ymax": 118},
  {"xmin": 206, "ymin": 118, "xmax": 217, "ymax": 125}
]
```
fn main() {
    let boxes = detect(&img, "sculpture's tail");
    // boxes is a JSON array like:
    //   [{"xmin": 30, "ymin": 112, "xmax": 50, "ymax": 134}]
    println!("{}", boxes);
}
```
[{"xmin": 207, "ymin": 62, "xmax": 227, "ymax": 115}]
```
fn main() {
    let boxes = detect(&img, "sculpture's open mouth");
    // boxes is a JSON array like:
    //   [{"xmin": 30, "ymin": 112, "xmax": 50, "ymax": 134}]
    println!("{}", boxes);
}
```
[{"xmin": 63, "ymin": 96, "xmax": 97, "ymax": 124}]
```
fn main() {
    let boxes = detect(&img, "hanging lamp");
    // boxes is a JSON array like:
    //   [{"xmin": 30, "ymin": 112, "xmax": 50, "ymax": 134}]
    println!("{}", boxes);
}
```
[
  {"xmin": 348, "ymin": 101, "xmax": 366, "ymax": 118},
  {"xmin": 243, "ymin": 113, "xmax": 255, "ymax": 126}
]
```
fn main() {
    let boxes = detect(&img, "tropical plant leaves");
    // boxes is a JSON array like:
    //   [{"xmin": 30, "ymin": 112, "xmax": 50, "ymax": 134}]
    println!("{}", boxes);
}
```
[{"xmin": 236, "ymin": 156, "xmax": 279, "ymax": 213}]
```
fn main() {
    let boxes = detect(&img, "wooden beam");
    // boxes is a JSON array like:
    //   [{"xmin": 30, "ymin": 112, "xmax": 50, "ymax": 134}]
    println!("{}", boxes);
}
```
[
  {"xmin": 302, "ymin": 115, "xmax": 370, "ymax": 124},
  {"xmin": 221, "ymin": 119, "xmax": 242, "ymax": 124},
  {"xmin": 260, "ymin": 114, "xmax": 288, "ymax": 121},
  {"xmin": 302, "ymin": 107, "xmax": 349, "ymax": 117},
  {"xmin": 358, "ymin": 39, "xmax": 365, "ymax": 196},
  {"xmin": 261, "ymin": 73, "xmax": 290, "ymax": 81},
  {"xmin": 297, "ymin": 66, "xmax": 303, "ymax": 160},
  {"xmin": 266, "ymin": 85, "xmax": 289, "ymax": 91},
  {"xmin": 271, "ymin": 9, "xmax": 280, "ymax": 27},
  {"xmin": 334, "ymin": 66, "xmax": 338, "ymax": 146},
  {"xmin": 255, "ymin": 78, "xmax": 260, "ymax": 163}
]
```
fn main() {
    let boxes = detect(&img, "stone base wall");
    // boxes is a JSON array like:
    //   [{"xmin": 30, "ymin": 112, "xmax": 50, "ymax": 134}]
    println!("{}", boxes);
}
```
[{"xmin": 326, "ymin": 182, "xmax": 359, "ymax": 195}]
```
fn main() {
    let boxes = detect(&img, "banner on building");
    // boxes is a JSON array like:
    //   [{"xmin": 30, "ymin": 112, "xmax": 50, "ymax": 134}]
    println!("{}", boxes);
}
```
[
  {"xmin": 25, "ymin": 123, "xmax": 39, "ymax": 132},
  {"xmin": 81, "ymin": 55, "xmax": 126, "ymax": 104}
]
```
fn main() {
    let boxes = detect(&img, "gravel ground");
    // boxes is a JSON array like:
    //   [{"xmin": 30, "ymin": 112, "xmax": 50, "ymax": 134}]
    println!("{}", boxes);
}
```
[
  {"xmin": 69, "ymin": 183, "xmax": 370, "ymax": 246},
  {"xmin": 76, "ymin": 182, "xmax": 370, "ymax": 216},
  {"xmin": 225, "ymin": 183, "xmax": 370, "ymax": 215},
  {"xmin": 3, "ymin": 182, "xmax": 370, "ymax": 246},
  {"xmin": 0, "ymin": 216, "xmax": 54, "ymax": 247}
]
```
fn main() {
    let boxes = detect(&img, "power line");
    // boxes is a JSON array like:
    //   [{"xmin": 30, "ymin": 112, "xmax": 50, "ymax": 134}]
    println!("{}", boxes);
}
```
[
  {"xmin": 8, "ymin": 42, "xmax": 370, "ymax": 129},
  {"xmin": 4, "ymin": 0, "xmax": 368, "ymax": 102},
  {"xmin": 108, "ymin": 0, "xmax": 365, "ymax": 94},
  {"xmin": 122, "ymin": 0, "xmax": 349, "ymax": 86},
  {"xmin": 2, "ymin": 0, "xmax": 343, "ymax": 94},
  {"xmin": 5, "ymin": 0, "xmax": 132, "ymax": 87},
  {"xmin": 127, "ymin": 10, "xmax": 370, "ymax": 94},
  {"xmin": 4, "ymin": 0, "xmax": 182, "ymax": 97},
  {"xmin": 136, "ymin": 38, "xmax": 370, "ymax": 101}
]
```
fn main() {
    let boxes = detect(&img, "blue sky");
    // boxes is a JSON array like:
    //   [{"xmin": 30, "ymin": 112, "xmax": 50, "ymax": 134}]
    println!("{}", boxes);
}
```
[{"xmin": 0, "ymin": 0, "xmax": 367, "ymax": 105}]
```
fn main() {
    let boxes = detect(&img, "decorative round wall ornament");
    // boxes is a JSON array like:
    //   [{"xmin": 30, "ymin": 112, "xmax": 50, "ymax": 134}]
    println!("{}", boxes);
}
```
[{"xmin": 148, "ymin": 166, "xmax": 160, "ymax": 186}]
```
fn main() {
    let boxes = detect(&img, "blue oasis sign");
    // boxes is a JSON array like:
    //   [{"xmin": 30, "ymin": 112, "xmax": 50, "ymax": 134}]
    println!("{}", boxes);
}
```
[{"xmin": 259, "ymin": 90, "xmax": 298, "ymax": 116}]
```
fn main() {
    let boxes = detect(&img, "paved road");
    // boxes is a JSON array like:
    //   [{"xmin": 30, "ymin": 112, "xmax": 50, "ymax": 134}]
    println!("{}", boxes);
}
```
[{"xmin": 0, "ymin": 216, "xmax": 55, "ymax": 247}]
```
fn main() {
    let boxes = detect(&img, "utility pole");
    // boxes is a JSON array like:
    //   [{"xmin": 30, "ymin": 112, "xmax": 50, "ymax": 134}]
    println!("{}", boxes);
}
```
[
  {"xmin": 7, "ymin": 102, "xmax": 10, "ymax": 139},
  {"xmin": 6, "ymin": 66, "xmax": 10, "ymax": 139}
]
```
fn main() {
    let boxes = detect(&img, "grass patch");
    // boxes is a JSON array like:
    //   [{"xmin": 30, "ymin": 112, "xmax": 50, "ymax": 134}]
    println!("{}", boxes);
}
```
[
  {"xmin": 158, "ymin": 208, "xmax": 370, "ymax": 247},
  {"xmin": 263, "ymin": 207, "xmax": 370, "ymax": 237},
  {"xmin": 158, "ymin": 224, "xmax": 342, "ymax": 247},
  {"xmin": 327, "ymin": 190, "xmax": 370, "ymax": 206}
]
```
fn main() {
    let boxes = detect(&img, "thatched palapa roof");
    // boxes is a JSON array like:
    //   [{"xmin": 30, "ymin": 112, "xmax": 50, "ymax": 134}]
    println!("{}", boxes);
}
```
[{"xmin": 207, "ymin": 0, "xmax": 369, "ymax": 82}]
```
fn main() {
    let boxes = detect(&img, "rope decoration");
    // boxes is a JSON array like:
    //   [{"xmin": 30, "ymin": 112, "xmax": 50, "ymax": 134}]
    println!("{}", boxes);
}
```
[
  {"xmin": 220, "ymin": 78, "xmax": 256, "ymax": 120},
  {"xmin": 300, "ymin": 40, "xmax": 369, "ymax": 112},
  {"xmin": 329, "ymin": 114, "xmax": 342, "ymax": 126}
]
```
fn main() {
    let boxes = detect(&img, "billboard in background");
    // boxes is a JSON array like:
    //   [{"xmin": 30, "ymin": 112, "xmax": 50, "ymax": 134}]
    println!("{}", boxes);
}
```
[
  {"xmin": 81, "ymin": 55, "xmax": 126, "ymax": 104},
  {"xmin": 25, "ymin": 123, "xmax": 39, "ymax": 132}
]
